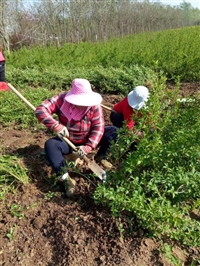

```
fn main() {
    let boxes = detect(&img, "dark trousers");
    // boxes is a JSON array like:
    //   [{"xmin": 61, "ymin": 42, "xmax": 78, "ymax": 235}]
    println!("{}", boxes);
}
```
[
  {"xmin": 97, "ymin": 126, "xmax": 118, "ymax": 158},
  {"xmin": 45, "ymin": 137, "xmax": 73, "ymax": 175},
  {"xmin": 110, "ymin": 111, "xmax": 124, "ymax": 128},
  {"xmin": 97, "ymin": 112, "xmax": 137, "ymax": 158},
  {"xmin": 0, "ymin": 62, "xmax": 6, "ymax": 82}
]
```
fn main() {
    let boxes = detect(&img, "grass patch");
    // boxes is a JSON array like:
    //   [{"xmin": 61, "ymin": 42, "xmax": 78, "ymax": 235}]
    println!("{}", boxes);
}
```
[{"xmin": 0, "ymin": 155, "xmax": 29, "ymax": 199}]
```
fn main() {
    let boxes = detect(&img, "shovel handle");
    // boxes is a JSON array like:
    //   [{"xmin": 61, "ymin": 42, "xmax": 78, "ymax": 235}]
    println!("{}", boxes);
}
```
[
  {"xmin": 101, "ymin": 104, "xmax": 117, "ymax": 113},
  {"xmin": 62, "ymin": 136, "xmax": 77, "ymax": 151}
]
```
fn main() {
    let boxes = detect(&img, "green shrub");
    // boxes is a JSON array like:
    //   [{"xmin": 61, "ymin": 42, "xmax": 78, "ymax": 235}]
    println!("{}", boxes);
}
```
[
  {"xmin": 94, "ymin": 78, "xmax": 200, "ymax": 247},
  {"xmin": 6, "ymin": 26, "xmax": 200, "ymax": 81},
  {"xmin": 6, "ymin": 65, "xmax": 156, "ymax": 94}
]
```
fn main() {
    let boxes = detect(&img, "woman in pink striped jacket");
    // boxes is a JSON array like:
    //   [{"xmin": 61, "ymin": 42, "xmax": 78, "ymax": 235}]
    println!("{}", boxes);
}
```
[{"xmin": 35, "ymin": 78, "xmax": 104, "ymax": 197}]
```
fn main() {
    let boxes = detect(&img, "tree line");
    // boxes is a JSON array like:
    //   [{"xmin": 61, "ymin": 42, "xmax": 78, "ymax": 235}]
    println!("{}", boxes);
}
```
[{"xmin": 0, "ymin": 0, "xmax": 200, "ymax": 51}]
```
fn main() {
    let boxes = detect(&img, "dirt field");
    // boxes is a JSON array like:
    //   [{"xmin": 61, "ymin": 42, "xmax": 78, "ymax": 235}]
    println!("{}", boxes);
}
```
[{"xmin": 0, "ymin": 83, "xmax": 199, "ymax": 266}]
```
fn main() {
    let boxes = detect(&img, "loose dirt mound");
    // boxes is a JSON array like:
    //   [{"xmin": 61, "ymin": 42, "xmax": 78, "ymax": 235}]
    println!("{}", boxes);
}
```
[{"xmin": 0, "ymin": 85, "xmax": 199, "ymax": 266}]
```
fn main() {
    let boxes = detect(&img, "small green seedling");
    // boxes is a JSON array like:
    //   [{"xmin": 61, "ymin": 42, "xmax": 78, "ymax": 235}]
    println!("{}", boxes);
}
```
[
  {"xmin": 44, "ymin": 191, "xmax": 58, "ymax": 201},
  {"xmin": 7, "ymin": 225, "xmax": 17, "ymax": 241},
  {"xmin": 10, "ymin": 204, "xmax": 24, "ymax": 220}
]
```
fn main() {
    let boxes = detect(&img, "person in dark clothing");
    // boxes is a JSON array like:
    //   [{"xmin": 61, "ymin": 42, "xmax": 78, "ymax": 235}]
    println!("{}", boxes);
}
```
[{"xmin": 0, "ymin": 45, "xmax": 6, "ymax": 82}]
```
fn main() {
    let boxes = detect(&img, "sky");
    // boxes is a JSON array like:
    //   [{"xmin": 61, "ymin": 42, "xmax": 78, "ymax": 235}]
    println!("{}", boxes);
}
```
[
  {"xmin": 24, "ymin": 0, "xmax": 200, "ymax": 10},
  {"xmin": 154, "ymin": 0, "xmax": 200, "ymax": 8}
]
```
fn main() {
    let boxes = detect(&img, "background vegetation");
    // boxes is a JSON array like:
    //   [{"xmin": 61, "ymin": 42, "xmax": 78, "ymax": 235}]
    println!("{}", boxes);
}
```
[
  {"xmin": 0, "ymin": 0, "xmax": 200, "ymax": 51},
  {"xmin": 5, "ymin": 25, "xmax": 200, "ymax": 88}
]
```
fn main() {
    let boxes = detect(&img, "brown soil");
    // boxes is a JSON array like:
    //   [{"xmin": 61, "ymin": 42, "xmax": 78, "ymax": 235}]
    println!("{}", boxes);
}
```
[{"xmin": 0, "ymin": 83, "xmax": 199, "ymax": 266}]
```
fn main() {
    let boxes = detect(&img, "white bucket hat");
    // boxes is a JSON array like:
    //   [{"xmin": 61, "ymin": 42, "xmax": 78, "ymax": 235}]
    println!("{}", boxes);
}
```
[
  {"xmin": 127, "ymin": 86, "xmax": 150, "ymax": 110},
  {"xmin": 64, "ymin": 78, "xmax": 102, "ymax": 106}
]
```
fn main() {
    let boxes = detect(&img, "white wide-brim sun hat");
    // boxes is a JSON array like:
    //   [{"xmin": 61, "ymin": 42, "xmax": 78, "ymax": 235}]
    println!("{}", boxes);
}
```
[
  {"xmin": 127, "ymin": 86, "xmax": 150, "ymax": 110},
  {"xmin": 64, "ymin": 78, "xmax": 102, "ymax": 106}
]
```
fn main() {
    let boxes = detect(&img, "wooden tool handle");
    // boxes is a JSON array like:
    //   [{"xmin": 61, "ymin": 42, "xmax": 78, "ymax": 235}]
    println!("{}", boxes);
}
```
[
  {"xmin": 62, "ymin": 136, "xmax": 77, "ymax": 151},
  {"xmin": 101, "ymin": 104, "xmax": 117, "ymax": 113}
]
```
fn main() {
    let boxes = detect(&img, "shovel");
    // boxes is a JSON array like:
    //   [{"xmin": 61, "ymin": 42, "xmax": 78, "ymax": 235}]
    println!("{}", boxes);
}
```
[
  {"xmin": 6, "ymin": 83, "xmax": 107, "ymax": 181},
  {"xmin": 62, "ymin": 136, "xmax": 106, "ymax": 181}
]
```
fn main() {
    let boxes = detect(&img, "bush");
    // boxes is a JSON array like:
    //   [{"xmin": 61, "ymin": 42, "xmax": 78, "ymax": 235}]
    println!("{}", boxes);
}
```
[{"xmin": 94, "ymin": 78, "xmax": 200, "ymax": 246}]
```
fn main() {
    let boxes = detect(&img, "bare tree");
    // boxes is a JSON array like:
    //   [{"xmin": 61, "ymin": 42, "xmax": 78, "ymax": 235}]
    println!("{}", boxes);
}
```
[
  {"xmin": 0, "ymin": 0, "xmax": 10, "ymax": 52},
  {"xmin": 3, "ymin": 0, "xmax": 200, "ymax": 49}
]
